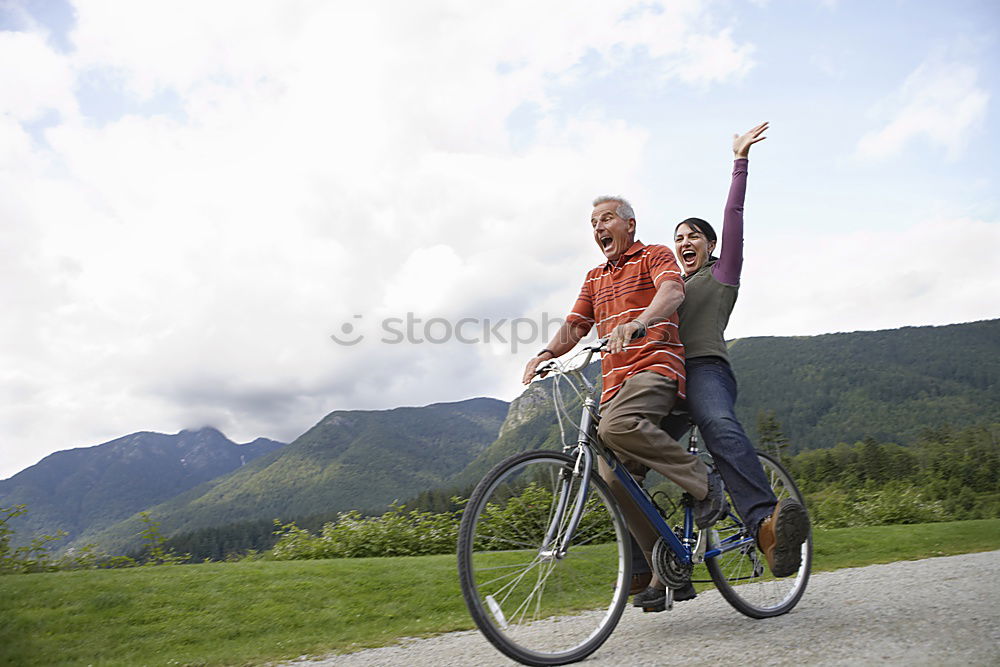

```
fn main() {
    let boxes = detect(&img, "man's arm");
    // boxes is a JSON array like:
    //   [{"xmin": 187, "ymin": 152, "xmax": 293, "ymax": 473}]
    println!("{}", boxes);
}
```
[
  {"xmin": 521, "ymin": 320, "xmax": 591, "ymax": 384},
  {"xmin": 522, "ymin": 277, "xmax": 595, "ymax": 384},
  {"xmin": 606, "ymin": 281, "xmax": 684, "ymax": 354}
]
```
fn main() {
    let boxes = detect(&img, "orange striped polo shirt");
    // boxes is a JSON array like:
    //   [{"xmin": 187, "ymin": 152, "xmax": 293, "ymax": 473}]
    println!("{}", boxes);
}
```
[{"xmin": 565, "ymin": 241, "xmax": 686, "ymax": 404}]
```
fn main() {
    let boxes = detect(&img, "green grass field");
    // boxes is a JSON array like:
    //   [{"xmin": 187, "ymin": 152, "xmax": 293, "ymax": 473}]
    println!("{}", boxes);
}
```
[{"xmin": 1, "ymin": 519, "xmax": 997, "ymax": 667}]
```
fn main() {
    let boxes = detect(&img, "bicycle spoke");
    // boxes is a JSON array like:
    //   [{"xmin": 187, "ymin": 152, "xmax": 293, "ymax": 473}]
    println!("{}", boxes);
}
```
[
  {"xmin": 476, "ymin": 561, "xmax": 546, "ymax": 589},
  {"xmin": 476, "ymin": 534, "xmax": 539, "ymax": 550},
  {"xmin": 492, "ymin": 557, "xmax": 545, "ymax": 608},
  {"xmin": 510, "ymin": 557, "xmax": 557, "ymax": 628},
  {"xmin": 474, "ymin": 560, "xmax": 540, "ymax": 572}
]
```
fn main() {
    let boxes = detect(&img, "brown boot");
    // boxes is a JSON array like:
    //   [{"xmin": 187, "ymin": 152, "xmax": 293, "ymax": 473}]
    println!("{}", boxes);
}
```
[{"xmin": 756, "ymin": 498, "xmax": 809, "ymax": 578}]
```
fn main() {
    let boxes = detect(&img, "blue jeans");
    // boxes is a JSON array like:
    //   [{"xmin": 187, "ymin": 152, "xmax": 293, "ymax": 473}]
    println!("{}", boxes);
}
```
[
  {"xmin": 630, "ymin": 356, "xmax": 777, "ymax": 577},
  {"xmin": 673, "ymin": 356, "xmax": 777, "ymax": 535}
]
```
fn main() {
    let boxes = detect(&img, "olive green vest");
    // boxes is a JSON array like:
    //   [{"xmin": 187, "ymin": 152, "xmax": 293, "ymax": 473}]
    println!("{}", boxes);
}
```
[{"xmin": 678, "ymin": 258, "xmax": 738, "ymax": 361}]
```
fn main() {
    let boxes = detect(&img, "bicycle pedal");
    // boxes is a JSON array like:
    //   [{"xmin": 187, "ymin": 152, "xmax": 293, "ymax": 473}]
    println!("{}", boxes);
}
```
[{"xmin": 640, "ymin": 589, "xmax": 674, "ymax": 613}]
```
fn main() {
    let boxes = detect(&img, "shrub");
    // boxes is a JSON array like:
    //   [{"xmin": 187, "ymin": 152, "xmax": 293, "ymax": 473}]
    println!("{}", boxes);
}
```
[
  {"xmin": 1, "ymin": 505, "xmax": 70, "ymax": 574},
  {"xmin": 270, "ymin": 481, "xmax": 620, "ymax": 561},
  {"xmin": 808, "ymin": 483, "xmax": 947, "ymax": 529},
  {"xmin": 271, "ymin": 503, "xmax": 461, "ymax": 560},
  {"xmin": 473, "ymin": 481, "xmax": 616, "ymax": 551},
  {"xmin": 0, "ymin": 505, "xmax": 187, "ymax": 574},
  {"xmin": 133, "ymin": 512, "xmax": 189, "ymax": 566}
]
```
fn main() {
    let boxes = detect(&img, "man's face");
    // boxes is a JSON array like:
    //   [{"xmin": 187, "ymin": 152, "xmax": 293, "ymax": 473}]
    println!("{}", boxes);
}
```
[{"xmin": 591, "ymin": 201, "xmax": 635, "ymax": 263}]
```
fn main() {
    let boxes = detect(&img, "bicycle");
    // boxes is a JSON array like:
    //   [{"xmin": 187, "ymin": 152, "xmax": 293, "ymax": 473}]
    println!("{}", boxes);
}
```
[{"xmin": 456, "ymin": 337, "xmax": 812, "ymax": 666}]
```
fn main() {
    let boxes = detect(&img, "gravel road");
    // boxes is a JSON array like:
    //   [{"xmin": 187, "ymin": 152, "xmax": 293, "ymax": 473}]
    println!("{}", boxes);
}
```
[{"xmin": 290, "ymin": 550, "xmax": 1000, "ymax": 666}]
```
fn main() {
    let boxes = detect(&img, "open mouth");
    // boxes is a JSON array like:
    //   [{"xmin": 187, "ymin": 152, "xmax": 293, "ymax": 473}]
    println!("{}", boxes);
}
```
[
  {"xmin": 681, "ymin": 249, "xmax": 697, "ymax": 264},
  {"xmin": 600, "ymin": 235, "xmax": 613, "ymax": 250}
]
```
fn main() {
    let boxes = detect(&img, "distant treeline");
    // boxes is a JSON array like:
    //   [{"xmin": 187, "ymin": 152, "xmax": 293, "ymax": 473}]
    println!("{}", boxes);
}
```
[
  {"xmin": 151, "ymin": 508, "xmax": 370, "ymax": 562},
  {"xmin": 790, "ymin": 424, "xmax": 999, "ymax": 527},
  {"xmin": 135, "ymin": 517, "xmax": 280, "ymax": 563},
  {"xmin": 792, "ymin": 424, "xmax": 998, "ymax": 494},
  {"xmin": 152, "ymin": 422, "xmax": 1000, "ymax": 562}
]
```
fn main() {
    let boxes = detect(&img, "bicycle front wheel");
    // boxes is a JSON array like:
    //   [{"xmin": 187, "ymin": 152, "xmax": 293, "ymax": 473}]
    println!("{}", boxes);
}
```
[
  {"xmin": 457, "ymin": 450, "xmax": 631, "ymax": 666},
  {"xmin": 706, "ymin": 451, "xmax": 812, "ymax": 618}
]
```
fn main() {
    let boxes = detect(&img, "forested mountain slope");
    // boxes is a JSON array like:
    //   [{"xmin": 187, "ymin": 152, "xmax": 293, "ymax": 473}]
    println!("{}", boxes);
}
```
[{"xmin": 727, "ymin": 319, "xmax": 999, "ymax": 451}]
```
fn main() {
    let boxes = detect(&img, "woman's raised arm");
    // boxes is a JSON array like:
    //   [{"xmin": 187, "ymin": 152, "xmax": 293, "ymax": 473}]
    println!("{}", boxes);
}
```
[{"xmin": 713, "ymin": 122, "xmax": 767, "ymax": 286}]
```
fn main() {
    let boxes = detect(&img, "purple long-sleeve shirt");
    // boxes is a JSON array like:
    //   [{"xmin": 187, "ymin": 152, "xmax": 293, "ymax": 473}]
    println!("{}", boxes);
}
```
[{"xmin": 710, "ymin": 158, "xmax": 747, "ymax": 286}]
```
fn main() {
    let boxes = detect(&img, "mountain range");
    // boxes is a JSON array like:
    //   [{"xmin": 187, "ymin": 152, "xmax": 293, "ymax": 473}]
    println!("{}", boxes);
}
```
[
  {"xmin": 67, "ymin": 398, "xmax": 506, "ymax": 554},
  {"xmin": 2, "ymin": 319, "xmax": 997, "ymax": 555},
  {"xmin": 0, "ymin": 428, "xmax": 284, "ymax": 549}
]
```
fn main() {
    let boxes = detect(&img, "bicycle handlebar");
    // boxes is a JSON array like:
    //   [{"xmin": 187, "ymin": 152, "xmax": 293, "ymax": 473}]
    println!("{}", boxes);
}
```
[
  {"xmin": 533, "ymin": 337, "xmax": 609, "ymax": 378},
  {"xmin": 586, "ymin": 336, "xmax": 611, "ymax": 352},
  {"xmin": 532, "ymin": 326, "xmax": 646, "ymax": 379}
]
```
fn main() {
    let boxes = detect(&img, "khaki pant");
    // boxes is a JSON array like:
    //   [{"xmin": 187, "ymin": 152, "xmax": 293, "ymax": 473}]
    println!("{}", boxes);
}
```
[{"xmin": 596, "ymin": 371, "xmax": 709, "ymax": 581}]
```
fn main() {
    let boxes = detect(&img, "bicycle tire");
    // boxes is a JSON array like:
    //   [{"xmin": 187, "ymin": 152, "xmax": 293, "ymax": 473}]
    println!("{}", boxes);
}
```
[
  {"xmin": 457, "ymin": 450, "xmax": 631, "ymax": 666},
  {"xmin": 705, "ymin": 451, "xmax": 811, "ymax": 618}
]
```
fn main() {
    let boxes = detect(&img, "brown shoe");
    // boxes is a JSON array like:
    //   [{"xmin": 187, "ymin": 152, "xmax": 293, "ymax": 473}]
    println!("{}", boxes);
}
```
[
  {"xmin": 756, "ymin": 498, "xmax": 809, "ymax": 578},
  {"xmin": 629, "ymin": 572, "xmax": 652, "ymax": 595}
]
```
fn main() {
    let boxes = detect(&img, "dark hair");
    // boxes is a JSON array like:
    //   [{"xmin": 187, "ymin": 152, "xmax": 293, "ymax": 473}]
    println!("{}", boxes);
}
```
[{"xmin": 675, "ymin": 217, "xmax": 717, "ymax": 243}]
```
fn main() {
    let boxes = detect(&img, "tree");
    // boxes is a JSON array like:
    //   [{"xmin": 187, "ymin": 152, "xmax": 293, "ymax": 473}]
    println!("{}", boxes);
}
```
[
  {"xmin": 756, "ymin": 410, "xmax": 790, "ymax": 463},
  {"xmin": 859, "ymin": 437, "xmax": 889, "ymax": 484}
]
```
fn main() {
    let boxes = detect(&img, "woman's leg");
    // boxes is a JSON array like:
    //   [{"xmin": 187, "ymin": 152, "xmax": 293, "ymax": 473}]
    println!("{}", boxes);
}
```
[{"xmin": 686, "ymin": 357, "xmax": 776, "ymax": 535}]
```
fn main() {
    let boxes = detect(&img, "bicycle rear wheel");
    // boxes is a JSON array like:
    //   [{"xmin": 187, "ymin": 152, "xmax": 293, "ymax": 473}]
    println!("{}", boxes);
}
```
[
  {"xmin": 705, "ymin": 451, "xmax": 811, "ymax": 618},
  {"xmin": 457, "ymin": 450, "xmax": 630, "ymax": 666}
]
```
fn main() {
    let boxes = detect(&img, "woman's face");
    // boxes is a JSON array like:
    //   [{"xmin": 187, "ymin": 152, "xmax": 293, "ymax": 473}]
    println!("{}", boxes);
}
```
[{"xmin": 674, "ymin": 223, "xmax": 716, "ymax": 275}]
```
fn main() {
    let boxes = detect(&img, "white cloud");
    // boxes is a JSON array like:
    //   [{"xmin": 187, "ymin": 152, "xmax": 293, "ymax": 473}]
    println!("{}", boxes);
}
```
[
  {"xmin": 0, "ymin": 30, "xmax": 77, "ymax": 121},
  {"xmin": 669, "ymin": 28, "xmax": 755, "ymax": 84},
  {"xmin": 732, "ymin": 217, "xmax": 1000, "ymax": 338},
  {"xmin": 0, "ymin": 1, "xmax": 757, "ymax": 478},
  {"xmin": 857, "ymin": 60, "xmax": 989, "ymax": 161}
]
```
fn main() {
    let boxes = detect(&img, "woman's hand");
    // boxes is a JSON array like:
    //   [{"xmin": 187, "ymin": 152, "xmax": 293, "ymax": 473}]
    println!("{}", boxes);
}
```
[{"xmin": 733, "ymin": 121, "xmax": 768, "ymax": 159}]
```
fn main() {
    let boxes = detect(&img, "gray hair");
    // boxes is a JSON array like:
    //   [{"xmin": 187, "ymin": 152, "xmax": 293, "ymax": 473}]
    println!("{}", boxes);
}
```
[{"xmin": 592, "ymin": 196, "xmax": 635, "ymax": 222}]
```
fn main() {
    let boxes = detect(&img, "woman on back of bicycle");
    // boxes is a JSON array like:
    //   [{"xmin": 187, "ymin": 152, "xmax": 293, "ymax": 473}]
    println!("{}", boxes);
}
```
[
  {"xmin": 672, "ymin": 122, "xmax": 808, "ymax": 579},
  {"xmin": 630, "ymin": 124, "xmax": 810, "ymax": 612}
]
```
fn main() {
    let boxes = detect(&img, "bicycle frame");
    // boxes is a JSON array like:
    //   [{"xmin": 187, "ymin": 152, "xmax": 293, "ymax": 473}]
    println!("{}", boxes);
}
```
[{"xmin": 537, "ymin": 340, "xmax": 756, "ymax": 570}]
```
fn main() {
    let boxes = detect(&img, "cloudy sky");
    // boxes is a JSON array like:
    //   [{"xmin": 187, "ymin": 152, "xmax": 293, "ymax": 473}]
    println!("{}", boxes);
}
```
[{"xmin": 2, "ymin": 0, "xmax": 998, "ymax": 479}]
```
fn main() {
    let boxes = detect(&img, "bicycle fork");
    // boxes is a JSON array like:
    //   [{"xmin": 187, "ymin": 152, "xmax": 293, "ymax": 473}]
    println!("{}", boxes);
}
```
[
  {"xmin": 538, "ymin": 446, "xmax": 593, "ymax": 560},
  {"xmin": 540, "ymin": 398, "xmax": 600, "ymax": 560}
]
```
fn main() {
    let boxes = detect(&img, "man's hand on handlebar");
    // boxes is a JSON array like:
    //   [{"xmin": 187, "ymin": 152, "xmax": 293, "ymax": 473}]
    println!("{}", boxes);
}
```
[
  {"xmin": 522, "ymin": 351, "xmax": 554, "ymax": 385},
  {"xmin": 607, "ymin": 320, "xmax": 645, "ymax": 355}
]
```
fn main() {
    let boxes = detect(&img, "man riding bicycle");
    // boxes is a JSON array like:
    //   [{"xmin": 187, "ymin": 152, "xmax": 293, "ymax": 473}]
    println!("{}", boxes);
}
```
[{"xmin": 521, "ymin": 196, "xmax": 728, "ymax": 608}]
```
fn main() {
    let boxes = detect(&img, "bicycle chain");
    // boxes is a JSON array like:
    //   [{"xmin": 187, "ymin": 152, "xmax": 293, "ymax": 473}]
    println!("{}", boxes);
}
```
[{"xmin": 651, "ymin": 536, "xmax": 693, "ymax": 589}]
